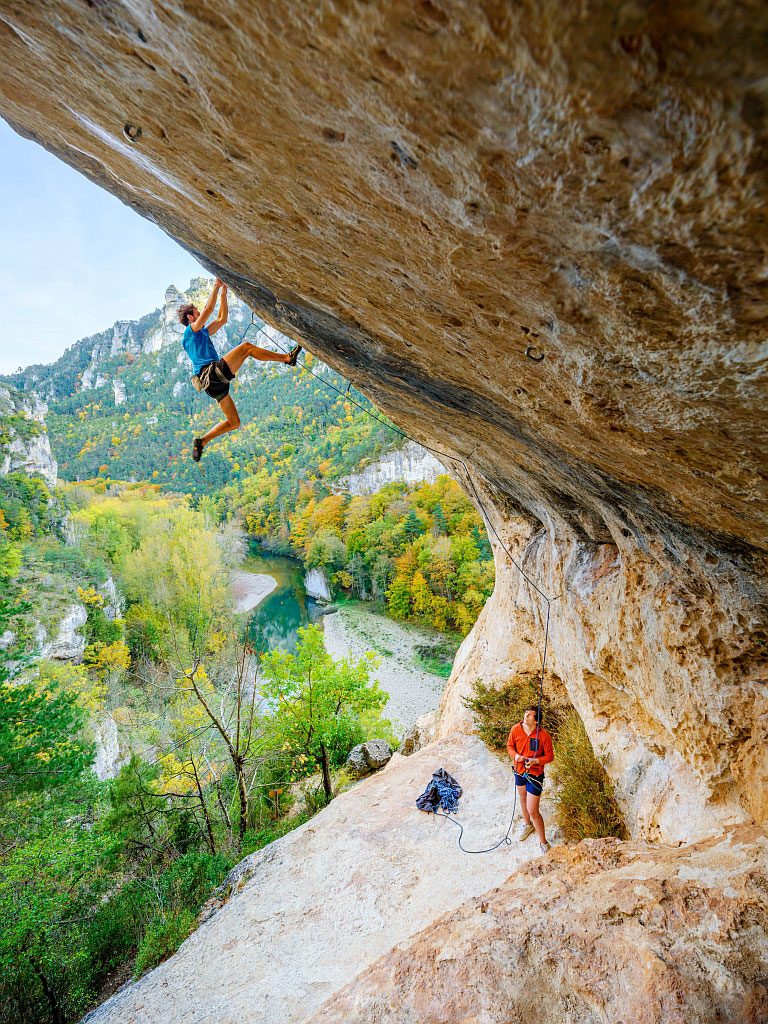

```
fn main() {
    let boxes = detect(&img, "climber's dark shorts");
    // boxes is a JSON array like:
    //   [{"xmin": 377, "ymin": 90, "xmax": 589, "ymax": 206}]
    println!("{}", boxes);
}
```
[
  {"xmin": 200, "ymin": 358, "xmax": 235, "ymax": 401},
  {"xmin": 514, "ymin": 772, "xmax": 544, "ymax": 796}
]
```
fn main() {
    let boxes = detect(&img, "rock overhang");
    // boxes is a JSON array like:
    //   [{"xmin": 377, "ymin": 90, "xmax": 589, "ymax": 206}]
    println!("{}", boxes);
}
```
[{"xmin": 2, "ymin": 0, "xmax": 767, "ymax": 832}]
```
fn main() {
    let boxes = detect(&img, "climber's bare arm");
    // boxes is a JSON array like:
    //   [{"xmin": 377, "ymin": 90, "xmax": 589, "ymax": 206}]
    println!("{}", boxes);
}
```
[
  {"xmin": 190, "ymin": 279, "xmax": 222, "ymax": 332},
  {"xmin": 208, "ymin": 284, "xmax": 229, "ymax": 336}
]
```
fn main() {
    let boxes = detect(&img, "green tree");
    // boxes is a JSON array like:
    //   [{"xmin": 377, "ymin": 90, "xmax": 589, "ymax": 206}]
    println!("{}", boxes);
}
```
[
  {"xmin": 403, "ymin": 508, "xmax": 423, "ymax": 542},
  {"xmin": 260, "ymin": 625, "xmax": 386, "ymax": 803},
  {"xmin": 386, "ymin": 575, "xmax": 412, "ymax": 619},
  {"xmin": 432, "ymin": 502, "xmax": 447, "ymax": 535},
  {"xmin": 0, "ymin": 593, "xmax": 93, "ymax": 799}
]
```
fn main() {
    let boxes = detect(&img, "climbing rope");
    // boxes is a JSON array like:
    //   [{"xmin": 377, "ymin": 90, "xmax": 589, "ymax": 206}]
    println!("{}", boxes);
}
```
[{"xmin": 210, "ymin": 313, "xmax": 559, "ymax": 851}]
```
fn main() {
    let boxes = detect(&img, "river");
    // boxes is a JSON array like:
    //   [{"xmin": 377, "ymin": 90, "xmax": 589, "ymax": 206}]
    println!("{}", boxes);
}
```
[
  {"xmin": 236, "ymin": 541, "xmax": 447, "ymax": 730},
  {"xmin": 239, "ymin": 542, "xmax": 320, "ymax": 652}
]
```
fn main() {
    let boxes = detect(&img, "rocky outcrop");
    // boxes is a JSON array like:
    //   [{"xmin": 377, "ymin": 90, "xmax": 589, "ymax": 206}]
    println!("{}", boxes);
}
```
[
  {"xmin": 141, "ymin": 285, "xmax": 185, "ymax": 355},
  {"xmin": 398, "ymin": 709, "xmax": 439, "ymax": 757},
  {"xmin": 93, "ymin": 713, "xmax": 124, "ymax": 781},
  {"xmin": 2, "ymin": 4, "xmax": 764, "ymax": 845},
  {"xmin": 2, "ymin": 4, "xmax": 767, "ymax": 1019},
  {"xmin": 304, "ymin": 567, "xmax": 332, "ymax": 603},
  {"xmin": 309, "ymin": 825, "xmax": 768, "ymax": 1024},
  {"xmin": 345, "ymin": 738, "xmax": 393, "ymax": 778},
  {"xmin": 39, "ymin": 603, "xmax": 87, "ymax": 661},
  {"xmin": 0, "ymin": 386, "xmax": 57, "ymax": 488},
  {"xmin": 99, "ymin": 576, "xmax": 124, "ymax": 622},
  {"xmin": 337, "ymin": 440, "xmax": 449, "ymax": 495}
]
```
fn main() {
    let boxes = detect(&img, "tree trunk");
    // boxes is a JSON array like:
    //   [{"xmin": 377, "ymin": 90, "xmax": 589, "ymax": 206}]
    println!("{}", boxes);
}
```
[
  {"xmin": 35, "ymin": 964, "xmax": 65, "ymax": 1024},
  {"xmin": 319, "ymin": 743, "xmax": 332, "ymax": 804},
  {"xmin": 191, "ymin": 762, "xmax": 216, "ymax": 855},
  {"xmin": 237, "ymin": 765, "xmax": 248, "ymax": 847}
]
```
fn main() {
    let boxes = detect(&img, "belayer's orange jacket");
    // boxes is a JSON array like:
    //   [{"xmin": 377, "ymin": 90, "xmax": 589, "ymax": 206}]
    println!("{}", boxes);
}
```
[{"xmin": 506, "ymin": 723, "xmax": 554, "ymax": 777}]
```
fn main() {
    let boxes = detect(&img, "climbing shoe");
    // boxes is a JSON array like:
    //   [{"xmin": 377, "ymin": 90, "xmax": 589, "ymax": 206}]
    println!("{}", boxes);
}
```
[
  {"xmin": 518, "ymin": 822, "xmax": 535, "ymax": 842},
  {"xmin": 540, "ymin": 841, "xmax": 551, "ymax": 854},
  {"xmin": 192, "ymin": 438, "xmax": 204, "ymax": 462},
  {"xmin": 287, "ymin": 344, "xmax": 302, "ymax": 367}
]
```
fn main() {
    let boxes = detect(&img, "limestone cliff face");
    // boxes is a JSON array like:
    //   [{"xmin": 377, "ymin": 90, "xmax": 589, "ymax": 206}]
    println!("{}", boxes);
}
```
[
  {"xmin": 0, "ymin": 0, "xmax": 764, "ymax": 839},
  {"xmin": 0, "ymin": 385, "xmax": 57, "ymax": 488},
  {"xmin": 2, "ymin": 6, "xmax": 767, "ymax": 1018},
  {"xmin": 309, "ymin": 825, "xmax": 768, "ymax": 1024},
  {"xmin": 336, "ymin": 439, "xmax": 449, "ymax": 495}
]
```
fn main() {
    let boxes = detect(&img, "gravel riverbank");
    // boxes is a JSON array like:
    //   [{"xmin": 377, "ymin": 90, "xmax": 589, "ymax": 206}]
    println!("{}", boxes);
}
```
[
  {"xmin": 231, "ymin": 571, "xmax": 279, "ymax": 613},
  {"xmin": 321, "ymin": 604, "xmax": 449, "ymax": 732}
]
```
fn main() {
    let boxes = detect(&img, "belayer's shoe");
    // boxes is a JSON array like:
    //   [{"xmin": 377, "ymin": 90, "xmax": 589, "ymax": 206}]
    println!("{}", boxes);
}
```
[
  {"xmin": 192, "ymin": 438, "xmax": 204, "ymax": 463},
  {"xmin": 518, "ymin": 822, "xmax": 535, "ymax": 842},
  {"xmin": 287, "ymin": 344, "xmax": 302, "ymax": 366},
  {"xmin": 539, "ymin": 841, "xmax": 551, "ymax": 854}
]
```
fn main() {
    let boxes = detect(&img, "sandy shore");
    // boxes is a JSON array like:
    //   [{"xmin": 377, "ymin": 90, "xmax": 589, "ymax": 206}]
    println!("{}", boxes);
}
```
[
  {"xmin": 322, "ymin": 604, "xmax": 448, "ymax": 732},
  {"xmin": 231, "ymin": 571, "xmax": 279, "ymax": 614}
]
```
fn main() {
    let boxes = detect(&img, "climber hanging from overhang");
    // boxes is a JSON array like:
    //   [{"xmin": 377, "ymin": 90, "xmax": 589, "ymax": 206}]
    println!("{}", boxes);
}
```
[{"xmin": 178, "ymin": 277, "xmax": 302, "ymax": 463}]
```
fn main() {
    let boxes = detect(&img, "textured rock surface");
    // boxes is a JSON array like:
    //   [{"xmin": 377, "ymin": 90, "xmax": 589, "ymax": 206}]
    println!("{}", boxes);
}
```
[
  {"xmin": 80, "ymin": 735, "xmax": 554, "ymax": 1024},
  {"xmin": 345, "ymin": 738, "xmax": 393, "ymax": 777},
  {"xmin": 337, "ymin": 439, "xmax": 449, "ymax": 495},
  {"xmin": 1, "ymin": 2, "xmax": 764, "ymax": 840},
  {"xmin": 1, "ymin": 2, "xmax": 766, "ymax": 836},
  {"xmin": 438, "ymin": 496, "xmax": 762, "ymax": 840},
  {"xmin": 0, "ymin": 385, "xmax": 57, "ymax": 487},
  {"xmin": 304, "ymin": 567, "xmax": 332, "ymax": 603},
  {"xmin": 308, "ymin": 825, "xmax": 768, "ymax": 1024},
  {"xmin": 39, "ymin": 602, "xmax": 88, "ymax": 661}
]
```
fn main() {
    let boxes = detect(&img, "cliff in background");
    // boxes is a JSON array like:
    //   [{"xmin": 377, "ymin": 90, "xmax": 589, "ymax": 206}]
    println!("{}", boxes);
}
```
[{"xmin": 1, "ymin": 2, "xmax": 766, "ymax": 1020}]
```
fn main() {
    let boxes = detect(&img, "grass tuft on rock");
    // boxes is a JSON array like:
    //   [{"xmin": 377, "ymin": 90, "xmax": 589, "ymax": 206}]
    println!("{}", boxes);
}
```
[
  {"xmin": 465, "ymin": 676, "xmax": 627, "ymax": 842},
  {"xmin": 550, "ymin": 711, "xmax": 628, "ymax": 842}
]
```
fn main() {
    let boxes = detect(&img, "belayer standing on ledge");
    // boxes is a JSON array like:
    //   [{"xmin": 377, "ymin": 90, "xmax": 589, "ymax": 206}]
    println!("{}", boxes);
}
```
[
  {"xmin": 507, "ymin": 705, "xmax": 554, "ymax": 854},
  {"xmin": 178, "ymin": 277, "xmax": 301, "ymax": 462}
]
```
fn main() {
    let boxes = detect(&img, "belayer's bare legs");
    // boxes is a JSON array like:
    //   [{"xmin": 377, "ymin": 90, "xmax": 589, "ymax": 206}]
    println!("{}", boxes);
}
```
[
  {"xmin": 518, "ymin": 785, "xmax": 547, "ymax": 845},
  {"xmin": 222, "ymin": 340, "xmax": 293, "ymax": 375}
]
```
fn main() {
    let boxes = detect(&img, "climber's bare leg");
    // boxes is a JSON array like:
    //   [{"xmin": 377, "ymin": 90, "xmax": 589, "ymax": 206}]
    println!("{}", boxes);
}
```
[
  {"xmin": 222, "ymin": 341, "xmax": 290, "ymax": 376},
  {"xmin": 200, "ymin": 395, "xmax": 241, "ymax": 449}
]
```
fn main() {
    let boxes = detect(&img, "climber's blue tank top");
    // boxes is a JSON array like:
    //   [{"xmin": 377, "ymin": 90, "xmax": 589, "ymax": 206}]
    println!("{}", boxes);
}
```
[{"xmin": 182, "ymin": 325, "xmax": 219, "ymax": 374}]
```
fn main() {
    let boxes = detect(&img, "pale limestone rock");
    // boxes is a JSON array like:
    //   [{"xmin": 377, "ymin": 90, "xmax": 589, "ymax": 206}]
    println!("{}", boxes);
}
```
[
  {"xmin": 99, "ymin": 576, "xmax": 124, "ymax": 621},
  {"xmin": 345, "ymin": 738, "xmax": 393, "ymax": 778},
  {"xmin": 305, "ymin": 567, "xmax": 331, "ymax": 603},
  {"xmin": 93, "ymin": 713, "xmax": 124, "ymax": 781},
  {"xmin": 437, "ymin": 489, "xmax": 751, "ymax": 841},
  {"xmin": 40, "ymin": 603, "xmax": 87, "ymax": 661},
  {"xmin": 112, "ymin": 380, "xmax": 126, "ymax": 405},
  {"xmin": 0, "ymin": 386, "xmax": 57, "ymax": 487},
  {"xmin": 77, "ymin": 735, "xmax": 554, "ymax": 1024},
  {"xmin": 399, "ymin": 709, "xmax": 439, "ymax": 756},
  {"xmin": 171, "ymin": 380, "xmax": 185, "ymax": 398},
  {"xmin": 336, "ymin": 440, "xmax": 450, "ymax": 495},
  {"xmin": 308, "ymin": 825, "xmax": 768, "ymax": 1024}
]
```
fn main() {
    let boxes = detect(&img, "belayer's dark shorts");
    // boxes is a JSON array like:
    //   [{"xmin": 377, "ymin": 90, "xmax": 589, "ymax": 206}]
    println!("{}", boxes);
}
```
[
  {"xmin": 514, "ymin": 771, "xmax": 544, "ymax": 795},
  {"xmin": 199, "ymin": 358, "xmax": 235, "ymax": 401}
]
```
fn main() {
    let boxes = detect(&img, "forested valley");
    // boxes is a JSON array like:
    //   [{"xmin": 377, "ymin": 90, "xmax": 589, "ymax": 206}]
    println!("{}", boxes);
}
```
[{"xmin": 0, "ymin": 280, "xmax": 496, "ymax": 1023}]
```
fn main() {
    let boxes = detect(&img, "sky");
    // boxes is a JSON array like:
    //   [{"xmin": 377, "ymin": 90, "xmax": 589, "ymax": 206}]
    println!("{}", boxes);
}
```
[{"xmin": 0, "ymin": 118, "xmax": 203, "ymax": 375}]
